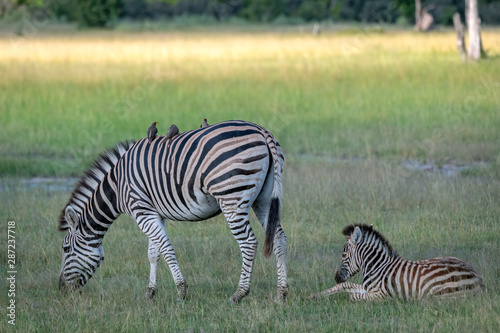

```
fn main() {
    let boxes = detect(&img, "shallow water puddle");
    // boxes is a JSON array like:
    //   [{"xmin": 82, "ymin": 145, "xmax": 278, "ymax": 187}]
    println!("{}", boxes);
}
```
[{"xmin": 0, "ymin": 177, "xmax": 78, "ymax": 192}]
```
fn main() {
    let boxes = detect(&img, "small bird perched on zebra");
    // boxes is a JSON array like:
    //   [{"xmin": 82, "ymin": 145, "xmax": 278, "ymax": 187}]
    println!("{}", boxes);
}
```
[
  {"xmin": 308, "ymin": 224, "xmax": 484, "ymax": 301},
  {"xmin": 147, "ymin": 122, "xmax": 158, "ymax": 143},
  {"xmin": 200, "ymin": 118, "xmax": 209, "ymax": 128},
  {"xmin": 165, "ymin": 124, "xmax": 179, "ymax": 140}
]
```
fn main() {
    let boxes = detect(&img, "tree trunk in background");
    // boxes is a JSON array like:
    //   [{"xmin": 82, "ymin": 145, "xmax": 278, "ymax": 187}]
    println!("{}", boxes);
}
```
[
  {"xmin": 466, "ymin": 0, "xmax": 481, "ymax": 60},
  {"xmin": 414, "ymin": 0, "xmax": 422, "ymax": 30},
  {"xmin": 453, "ymin": 13, "xmax": 467, "ymax": 61},
  {"xmin": 312, "ymin": 23, "xmax": 320, "ymax": 36},
  {"xmin": 479, "ymin": 18, "xmax": 486, "ymax": 58}
]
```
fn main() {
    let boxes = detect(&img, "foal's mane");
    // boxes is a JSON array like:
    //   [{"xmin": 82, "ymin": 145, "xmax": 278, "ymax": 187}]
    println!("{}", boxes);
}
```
[{"xmin": 342, "ymin": 224, "xmax": 399, "ymax": 258}]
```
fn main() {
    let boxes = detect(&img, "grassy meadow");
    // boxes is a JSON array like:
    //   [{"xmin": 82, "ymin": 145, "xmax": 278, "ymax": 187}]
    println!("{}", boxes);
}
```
[{"xmin": 1, "ymin": 25, "xmax": 500, "ymax": 332}]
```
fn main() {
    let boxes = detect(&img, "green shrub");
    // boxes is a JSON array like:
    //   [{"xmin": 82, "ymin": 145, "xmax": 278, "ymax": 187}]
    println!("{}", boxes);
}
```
[{"xmin": 76, "ymin": 0, "xmax": 122, "ymax": 27}]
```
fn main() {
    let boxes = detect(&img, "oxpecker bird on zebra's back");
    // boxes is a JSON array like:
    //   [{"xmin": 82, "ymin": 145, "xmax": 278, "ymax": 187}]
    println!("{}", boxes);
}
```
[
  {"xmin": 165, "ymin": 124, "xmax": 179, "ymax": 140},
  {"xmin": 201, "ymin": 118, "xmax": 209, "ymax": 128},
  {"xmin": 57, "ymin": 120, "xmax": 288, "ymax": 304},
  {"xmin": 148, "ymin": 122, "xmax": 158, "ymax": 143},
  {"xmin": 308, "ymin": 224, "xmax": 484, "ymax": 301}
]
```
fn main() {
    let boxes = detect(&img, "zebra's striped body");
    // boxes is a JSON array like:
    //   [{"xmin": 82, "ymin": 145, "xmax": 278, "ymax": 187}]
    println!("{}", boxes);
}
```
[
  {"xmin": 58, "ymin": 120, "xmax": 288, "ymax": 303},
  {"xmin": 309, "ymin": 224, "xmax": 483, "ymax": 301}
]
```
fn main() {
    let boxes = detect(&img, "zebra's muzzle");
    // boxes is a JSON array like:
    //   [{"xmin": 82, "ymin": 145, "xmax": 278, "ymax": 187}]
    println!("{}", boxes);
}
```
[
  {"xmin": 59, "ymin": 274, "xmax": 68, "ymax": 291},
  {"xmin": 335, "ymin": 269, "xmax": 348, "ymax": 284},
  {"xmin": 59, "ymin": 274, "xmax": 84, "ymax": 292}
]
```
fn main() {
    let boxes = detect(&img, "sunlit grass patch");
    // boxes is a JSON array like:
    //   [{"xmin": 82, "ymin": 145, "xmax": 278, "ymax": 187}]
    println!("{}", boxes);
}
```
[{"xmin": 1, "ymin": 29, "xmax": 500, "ymax": 176}]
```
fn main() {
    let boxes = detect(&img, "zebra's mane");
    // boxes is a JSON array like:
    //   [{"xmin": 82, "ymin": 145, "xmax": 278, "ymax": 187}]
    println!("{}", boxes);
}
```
[
  {"xmin": 342, "ymin": 224, "xmax": 399, "ymax": 258},
  {"xmin": 57, "ymin": 140, "xmax": 136, "ymax": 231}
]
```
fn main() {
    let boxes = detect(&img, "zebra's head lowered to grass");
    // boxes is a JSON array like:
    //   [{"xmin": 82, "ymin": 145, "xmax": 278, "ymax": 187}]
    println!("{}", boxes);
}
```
[
  {"xmin": 335, "ymin": 224, "xmax": 397, "ymax": 284},
  {"xmin": 59, "ymin": 205, "xmax": 105, "ymax": 290},
  {"xmin": 57, "ymin": 140, "xmax": 135, "ymax": 292}
]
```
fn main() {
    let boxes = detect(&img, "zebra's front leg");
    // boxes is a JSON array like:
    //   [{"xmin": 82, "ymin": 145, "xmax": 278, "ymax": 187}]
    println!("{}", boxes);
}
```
[
  {"xmin": 331, "ymin": 282, "xmax": 385, "ymax": 301},
  {"xmin": 147, "ymin": 238, "xmax": 161, "ymax": 299},
  {"xmin": 146, "ymin": 219, "xmax": 166, "ymax": 299},
  {"xmin": 136, "ymin": 212, "xmax": 187, "ymax": 301},
  {"xmin": 308, "ymin": 282, "xmax": 384, "ymax": 301},
  {"xmin": 308, "ymin": 282, "xmax": 364, "ymax": 299},
  {"xmin": 349, "ymin": 287, "xmax": 385, "ymax": 301}
]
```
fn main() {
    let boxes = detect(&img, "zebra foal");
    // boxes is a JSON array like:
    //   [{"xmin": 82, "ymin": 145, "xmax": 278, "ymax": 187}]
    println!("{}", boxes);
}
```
[
  {"xmin": 58, "ymin": 120, "xmax": 288, "ymax": 304},
  {"xmin": 309, "ymin": 224, "xmax": 484, "ymax": 301}
]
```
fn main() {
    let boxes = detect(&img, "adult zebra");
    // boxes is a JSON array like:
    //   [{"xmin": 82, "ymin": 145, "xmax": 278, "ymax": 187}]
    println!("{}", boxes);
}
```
[
  {"xmin": 308, "ymin": 224, "xmax": 483, "ymax": 300},
  {"xmin": 58, "ymin": 120, "xmax": 288, "ymax": 303}
]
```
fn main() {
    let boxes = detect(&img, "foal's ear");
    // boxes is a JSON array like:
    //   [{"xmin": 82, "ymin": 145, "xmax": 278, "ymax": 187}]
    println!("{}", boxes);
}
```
[{"xmin": 352, "ymin": 226, "xmax": 363, "ymax": 244}]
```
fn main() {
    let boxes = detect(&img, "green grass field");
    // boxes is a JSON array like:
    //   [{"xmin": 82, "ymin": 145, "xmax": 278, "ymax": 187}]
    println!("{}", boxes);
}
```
[{"xmin": 1, "ymin": 26, "xmax": 500, "ymax": 332}]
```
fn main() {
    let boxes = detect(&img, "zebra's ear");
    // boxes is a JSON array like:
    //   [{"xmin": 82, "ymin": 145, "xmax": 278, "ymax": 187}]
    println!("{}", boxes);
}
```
[
  {"xmin": 65, "ymin": 206, "xmax": 79, "ymax": 231},
  {"xmin": 352, "ymin": 226, "xmax": 363, "ymax": 244}
]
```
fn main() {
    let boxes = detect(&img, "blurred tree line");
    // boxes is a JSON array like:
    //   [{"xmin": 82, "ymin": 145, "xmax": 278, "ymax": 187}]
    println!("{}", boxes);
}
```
[{"xmin": 1, "ymin": 0, "xmax": 499, "ymax": 28}]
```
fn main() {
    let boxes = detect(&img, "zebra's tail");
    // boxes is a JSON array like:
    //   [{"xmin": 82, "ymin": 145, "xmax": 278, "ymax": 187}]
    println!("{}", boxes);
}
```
[{"xmin": 263, "ymin": 131, "xmax": 284, "ymax": 258}]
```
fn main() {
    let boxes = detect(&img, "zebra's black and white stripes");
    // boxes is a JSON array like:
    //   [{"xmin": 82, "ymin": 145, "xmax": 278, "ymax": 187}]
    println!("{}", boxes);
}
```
[
  {"xmin": 58, "ymin": 120, "xmax": 288, "ymax": 303},
  {"xmin": 309, "ymin": 224, "xmax": 484, "ymax": 301}
]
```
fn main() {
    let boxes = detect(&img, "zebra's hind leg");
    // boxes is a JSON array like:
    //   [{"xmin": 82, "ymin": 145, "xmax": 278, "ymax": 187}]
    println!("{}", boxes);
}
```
[
  {"xmin": 252, "ymin": 199, "xmax": 288, "ymax": 302},
  {"xmin": 273, "ymin": 226, "xmax": 288, "ymax": 301},
  {"xmin": 136, "ymin": 212, "xmax": 187, "ymax": 301},
  {"xmin": 220, "ymin": 202, "xmax": 257, "ymax": 304}
]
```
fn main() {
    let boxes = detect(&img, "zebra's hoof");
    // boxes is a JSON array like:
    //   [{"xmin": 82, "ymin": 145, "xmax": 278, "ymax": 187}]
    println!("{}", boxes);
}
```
[
  {"xmin": 228, "ymin": 288, "xmax": 249, "ymax": 304},
  {"xmin": 227, "ymin": 296, "xmax": 240, "ymax": 305},
  {"xmin": 306, "ymin": 293, "xmax": 320, "ymax": 300},
  {"xmin": 176, "ymin": 281, "xmax": 187, "ymax": 300},
  {"xmin": 147, "ymin": 287, "xmax": 157, "ymax": 299},
  {"xmin": 277, "ymin": 284, "xmax": 289, "ymax": 303},
  {"xmin": 276, "ymin": 293, "xmax": 288, "ymax": 303}
]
